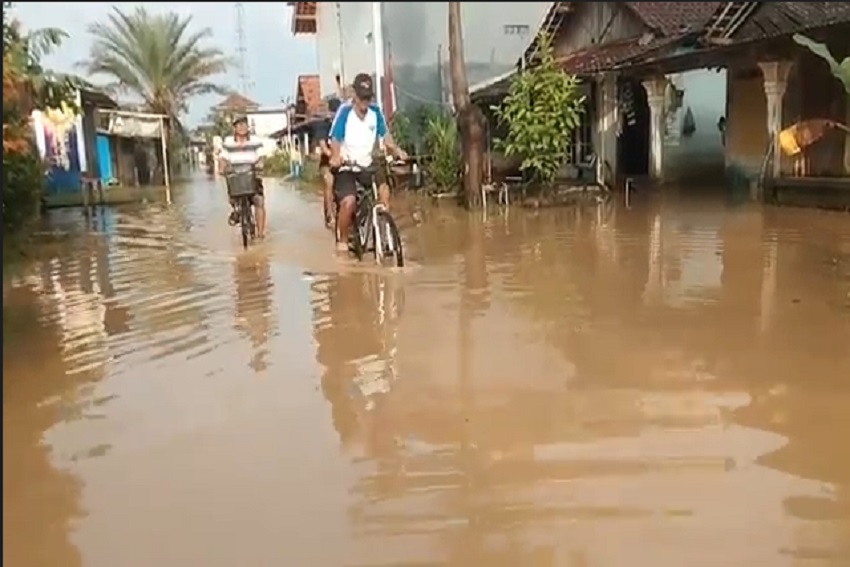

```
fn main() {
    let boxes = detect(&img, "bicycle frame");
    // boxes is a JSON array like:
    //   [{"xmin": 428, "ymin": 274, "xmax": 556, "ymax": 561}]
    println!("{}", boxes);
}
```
[{"xmin": 342, "ymin": 165, "xmax": 390, "ymax": 262}]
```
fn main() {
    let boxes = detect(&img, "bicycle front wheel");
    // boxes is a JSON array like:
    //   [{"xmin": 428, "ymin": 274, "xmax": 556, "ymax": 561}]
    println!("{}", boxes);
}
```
[
  {"xmin": 375, "ymin": 211, "xmax": 404, "ymax": 268},
  {"xmin": 240, "ymin": 198, "xmax": 253, "ymax": 249}
]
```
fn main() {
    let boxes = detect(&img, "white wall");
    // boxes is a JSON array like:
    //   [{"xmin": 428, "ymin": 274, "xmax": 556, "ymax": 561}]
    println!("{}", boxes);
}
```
[
  {"xmin": 312, "ymin": 2, "xmax": 550, "ymax": 109},
  {"xmin": 247, "ymin": 111, "xmax": 288, "ymax": 138}
]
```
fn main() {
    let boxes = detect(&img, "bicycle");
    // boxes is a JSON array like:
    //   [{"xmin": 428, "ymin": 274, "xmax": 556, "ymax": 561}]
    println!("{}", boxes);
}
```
[
  {"xmin": 336, "ymin": 161, "xmax": 405, "ymax": 268},
  {"xmin": 226, "ymin": 167, "xmax": 259, "ymax": 249}
]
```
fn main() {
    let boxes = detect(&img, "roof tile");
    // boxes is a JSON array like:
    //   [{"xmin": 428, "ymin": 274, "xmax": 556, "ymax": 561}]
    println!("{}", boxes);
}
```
[
  {"xmin": 732, "ymin": 2, "xmax": 850, "ymax": 42},
  {"xmin": 626, "ymin": 2, "xmax": 722, "ymax": 35}
]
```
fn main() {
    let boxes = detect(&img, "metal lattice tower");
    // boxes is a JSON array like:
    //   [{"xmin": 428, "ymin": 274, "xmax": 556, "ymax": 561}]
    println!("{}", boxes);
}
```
[{"xmin": 234, "ymin": 2, "xmax": 252, "ymax": 93}]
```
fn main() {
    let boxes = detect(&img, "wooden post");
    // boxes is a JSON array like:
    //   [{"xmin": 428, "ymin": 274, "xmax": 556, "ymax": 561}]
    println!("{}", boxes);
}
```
[{"xmin": 159, "ymin": 116, "xmax": 171, "ymax": 204}]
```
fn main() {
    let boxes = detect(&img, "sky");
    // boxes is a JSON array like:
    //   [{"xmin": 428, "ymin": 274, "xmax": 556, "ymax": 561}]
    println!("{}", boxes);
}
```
[{"xmin": 12, "ymin": 2, "xmax": 318, "ymax": 126}]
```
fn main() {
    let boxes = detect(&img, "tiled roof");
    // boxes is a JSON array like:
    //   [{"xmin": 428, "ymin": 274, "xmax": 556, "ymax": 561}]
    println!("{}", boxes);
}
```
[
  {"xmin": 731, "ymin": 2, "xmax": 850, "ymax": 42},
  {"xmin": 618, "ymin": 2, "xmax": 850, "ymax": 74},
  {"xmin": 296, "ymin": 74, "xmax": 323, "ymax": 118},
  {"xmin": 557, "ymin": 34, "xmax": 686, "ymax": 75},
  {"xmin": 626, "ymin": 2, "xmax": 722, "ymax": 35},
  {"xmin": 215, "ymin": 93, "xmax": 260, "ymax": 110},
  {"xmin": 523, "ymin": 2, "xmax": 722, "ymax": 65}
]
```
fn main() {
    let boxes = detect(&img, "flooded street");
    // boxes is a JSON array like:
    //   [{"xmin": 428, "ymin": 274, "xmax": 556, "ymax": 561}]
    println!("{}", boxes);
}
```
[{"xmin": 4, "ymin": 175, "xmax": 850, "ymax": 566}]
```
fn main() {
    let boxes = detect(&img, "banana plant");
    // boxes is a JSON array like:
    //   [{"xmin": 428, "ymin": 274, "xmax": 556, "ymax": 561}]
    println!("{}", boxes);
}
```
[{"xmin": 793, "ymin": 34, "xmax": 850, "ymax": 94}]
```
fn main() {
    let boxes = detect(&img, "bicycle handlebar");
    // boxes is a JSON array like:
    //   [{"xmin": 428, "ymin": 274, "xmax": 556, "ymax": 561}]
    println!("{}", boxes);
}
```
[{"xmin": 333, "ymin": 156, "xmax": 411, "ymax": 172}]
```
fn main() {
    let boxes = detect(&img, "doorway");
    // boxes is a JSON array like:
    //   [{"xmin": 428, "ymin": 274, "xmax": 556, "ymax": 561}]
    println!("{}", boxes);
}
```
[{"xmin": 617, "ymin": 77, "xmax": 650, "ymax": 176}]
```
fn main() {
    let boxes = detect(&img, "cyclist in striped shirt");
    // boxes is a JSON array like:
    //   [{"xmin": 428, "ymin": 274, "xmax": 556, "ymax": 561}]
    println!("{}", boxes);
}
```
[{"xmin": 218, "ymin": 115, "xmax": 268, "ymax": 238}]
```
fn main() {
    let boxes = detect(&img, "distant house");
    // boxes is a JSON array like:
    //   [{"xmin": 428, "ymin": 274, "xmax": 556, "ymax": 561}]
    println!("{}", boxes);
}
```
[
  {"xmin": 284, "ymin": 74, "xmax": 331, "ymax": 155},
  {"xmin": 213, "ymin": 93, "xmax": 262, "ymax": 130}
]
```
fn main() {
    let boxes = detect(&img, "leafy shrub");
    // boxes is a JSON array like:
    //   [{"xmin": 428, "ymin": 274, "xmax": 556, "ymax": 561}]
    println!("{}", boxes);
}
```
[
  {"xmin": 3, "ymin": 148, "xmax": 44, "ymax": 236},
  {"xmin": 263, "ymin": 150, "xmax": 291, "ymax": 177},
  {"xmin": 422, "ymin": 111, "xmax": 460, "ymax": 194},
  {"xmin": 389, "ymin": 112, "xmax": 413, "ymax": 154},
  {"xmin": 492, "ymin": 32, "xmax": 585, "ymax": 186}
]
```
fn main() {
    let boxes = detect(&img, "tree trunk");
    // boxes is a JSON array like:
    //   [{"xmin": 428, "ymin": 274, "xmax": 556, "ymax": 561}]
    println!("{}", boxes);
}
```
[{"xmin": 448, "ymin": 2, "xmax": 485, "ymax": 209}]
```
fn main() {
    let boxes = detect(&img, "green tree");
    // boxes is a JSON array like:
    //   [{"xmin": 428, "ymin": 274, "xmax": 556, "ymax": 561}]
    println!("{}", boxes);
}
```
[
  {"xmin": 81, "ymin": 6, "xmax": 230, "ymax": 128},
  {"xmin": 3, "ymin": 2, "xmax": 81, "ymax": 239},
  {"xmin": 3, "ymin": 1, "xmax": 82, "ymax": 113},
  {"xmin": 492, "ymin": 32, "xmax": 585, "ymax": 187}
]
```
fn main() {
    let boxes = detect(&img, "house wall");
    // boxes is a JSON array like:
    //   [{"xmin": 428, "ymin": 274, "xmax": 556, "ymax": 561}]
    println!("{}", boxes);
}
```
[
  {"xmin": 313, "ymin": 2, "xmax": 548, "ymax": 109},
  {"xmin": 663, "ymin": 69, "xmax": 728, "ymax": 182},
  {"xmin": 552, "ymin": 3, "xmax": 646, "ymax": 57},
  {"xmin": 724, "ymin": 65, "xmax": 768, "ymax": 183},
  {"xmin": 247, "ymin": 111, "xmax": 289, "ymax": 138}
]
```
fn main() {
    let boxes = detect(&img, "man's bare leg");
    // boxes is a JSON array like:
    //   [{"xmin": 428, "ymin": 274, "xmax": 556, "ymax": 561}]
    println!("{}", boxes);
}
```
[
  {"xmin": 254, "ymin": 196, "xmax": 266, "ymax": 238},
  {"xmin": 336, "ymin": 195, "xmax": 356, "ymax": 252},
  {"xmin": 322, "ymin": 169, "xmax": 335, "ymax": 228}
]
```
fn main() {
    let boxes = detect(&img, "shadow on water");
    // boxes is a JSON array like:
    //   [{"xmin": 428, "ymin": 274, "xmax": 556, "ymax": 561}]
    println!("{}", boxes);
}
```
[{"xmin": 3, "ymin": 173, "xmax": 850, "ymax": 565}]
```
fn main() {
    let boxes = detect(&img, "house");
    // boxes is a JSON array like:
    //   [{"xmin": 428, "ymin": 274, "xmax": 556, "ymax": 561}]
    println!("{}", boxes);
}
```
[
  {"xmin": 288, "ymin": 1, "xmax": 550, "ymax": 112},
  {"xmin": 31, "ymin": 88, "xmax": 117, "ymax": 198},
  {"xmin": 285, "ymin": 74, "xmax": 331, "ymax": 156},
  {"xmin": 473, "ymin": 2, "xmax": 850, "ymax": 205},
  {"xmin": 623, "ymin": 2, "xmax": 850, "ymax": 204},
  {"xmin": 473, "ymin": 2, "xmax": 727, "ymax": 185},
  {"xmin": 213, "ymin": 92, "xmax": 261, "ymax": 124}
]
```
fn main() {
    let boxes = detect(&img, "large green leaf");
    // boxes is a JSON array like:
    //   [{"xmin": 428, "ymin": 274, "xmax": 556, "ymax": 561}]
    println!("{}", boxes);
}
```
[{"xmin": 793, "ymin": 34, "xmax": 850, "ymax": 94}]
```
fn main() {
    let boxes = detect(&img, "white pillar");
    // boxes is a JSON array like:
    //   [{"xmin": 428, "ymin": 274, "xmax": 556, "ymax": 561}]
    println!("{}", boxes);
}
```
[
  {"xmin": 371, "ymin": 2, "xmax": 385, "ymax": 112},
  {"xmin": 758, "ymin": 61, "xmax": 792, "ymax": 180},
  {"xmin": 643, "ymin": 76, "xmax": 667, "ymax": 182},
  {"xmin": 596, "ymin": 73, "xmax": 619, "ymax": 185}
]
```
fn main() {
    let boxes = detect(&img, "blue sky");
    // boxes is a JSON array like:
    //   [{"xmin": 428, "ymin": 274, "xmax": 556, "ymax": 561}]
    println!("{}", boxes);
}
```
[{"xmin": 12, "ymin": 2, "xmax": 317, "ymax": 126}]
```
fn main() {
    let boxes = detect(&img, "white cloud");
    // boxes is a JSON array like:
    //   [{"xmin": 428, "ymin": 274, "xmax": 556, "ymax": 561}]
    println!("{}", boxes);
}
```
[{"xmin": 11, "ymin": 2, "xmax": 317, "ymax": 125}]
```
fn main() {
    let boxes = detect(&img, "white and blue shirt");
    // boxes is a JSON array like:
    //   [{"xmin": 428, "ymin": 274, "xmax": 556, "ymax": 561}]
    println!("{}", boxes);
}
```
[
  {"xmin": 329, "ymin": 103, "xmax": 387, "ymax": 168},
  {"xmin": 220, "ymin": 135, "xmax": 268, "ymax": 166}
]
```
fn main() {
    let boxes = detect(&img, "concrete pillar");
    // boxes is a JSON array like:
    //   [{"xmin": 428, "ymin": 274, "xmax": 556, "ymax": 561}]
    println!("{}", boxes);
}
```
[
  {"xmin": 596, "ymin": 73, "xmax": 619, "ymax": 185},
  {"xmin": 642, "ymin": 76, "xmax": 668, "ymax": 182},
  {"xmin": 758, "ymin": 61, "xmax": 792, "ymax": 180}
]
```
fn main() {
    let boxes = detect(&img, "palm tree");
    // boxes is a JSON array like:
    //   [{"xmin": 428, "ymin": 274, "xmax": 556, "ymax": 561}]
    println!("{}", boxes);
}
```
[
  {"xmin": 81, "ymin": 6, "xmax": 230, "ymax": 128},
  {"xmin": 448, "ymin": 2, "xmax": 486, "ymax": 208}
]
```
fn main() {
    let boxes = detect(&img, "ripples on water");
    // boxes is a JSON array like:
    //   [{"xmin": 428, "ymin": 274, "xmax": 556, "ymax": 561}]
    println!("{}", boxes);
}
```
[{"xmin": 3, "ymin": 177, "xmax": 850, "ymax": 566}]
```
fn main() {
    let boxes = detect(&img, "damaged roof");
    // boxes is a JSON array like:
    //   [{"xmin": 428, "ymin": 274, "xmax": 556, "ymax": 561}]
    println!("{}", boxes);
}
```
[
  {"xmin": 626, "ymin": 2, "xmax": 722, "ymax": 35},
  {"xmin": 731, "ymin": 2, "xmax": 850, "ymax": 42},
  {"xmin": 557, "ymin": 34, "xmax": 687, "ymax": 76}
]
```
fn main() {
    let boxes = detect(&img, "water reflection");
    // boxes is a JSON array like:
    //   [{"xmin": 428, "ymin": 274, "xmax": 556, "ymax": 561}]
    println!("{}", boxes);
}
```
[
  {"xmin": 232, "ymin": 253, "xmax": 275, "ymax": 372},
  {"xmin": 313, "ymin": 271, "xmax": 405, "ymax": 450},
  {"xmin": 2, "ymin": 179, "xmax": 849, "ymax": 565},
  {"xmin": 3, "ymin": 284, "xmax": 85, "ymax": 567}
]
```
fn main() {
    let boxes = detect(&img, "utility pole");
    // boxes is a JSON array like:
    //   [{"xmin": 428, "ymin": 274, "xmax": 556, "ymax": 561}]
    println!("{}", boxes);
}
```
[
  {"xmin": 371, "ymin": 2, "xmax": 385, "ymax": 112},
  {"xmin": 235, "ymin": 2, "xmax": 253, "ymax": 94}
]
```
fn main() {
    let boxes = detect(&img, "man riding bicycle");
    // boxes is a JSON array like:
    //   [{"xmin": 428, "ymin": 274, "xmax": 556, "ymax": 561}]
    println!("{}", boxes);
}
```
[
  {"xmin": 218, "ymin": 115, "xmax": 267, "ymax": 239},
  {"xmin": 329, "ymin": 73, "xmax": 407, "ymax": 253}
]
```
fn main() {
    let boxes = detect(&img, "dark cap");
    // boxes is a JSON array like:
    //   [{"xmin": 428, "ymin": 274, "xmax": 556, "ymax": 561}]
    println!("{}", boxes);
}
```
[
  {"xmin": 352, "ymin": 73, "xmax": 374, "ymax": 100},
  {"xmin": 232, "ymin": 114, "xmax": 248, "ymax": 126}
]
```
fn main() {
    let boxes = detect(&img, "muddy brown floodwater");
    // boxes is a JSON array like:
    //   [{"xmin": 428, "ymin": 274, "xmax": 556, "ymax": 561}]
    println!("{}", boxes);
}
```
[{"xmin": 3, "ymin": 175, "xmax": 850, "ymax": 566}]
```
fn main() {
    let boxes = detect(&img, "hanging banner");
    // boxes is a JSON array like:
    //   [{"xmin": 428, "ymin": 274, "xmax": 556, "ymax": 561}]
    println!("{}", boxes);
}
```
[{"xmin": 96, "ymin": 110, "xmax": 164, "ymax": 139}]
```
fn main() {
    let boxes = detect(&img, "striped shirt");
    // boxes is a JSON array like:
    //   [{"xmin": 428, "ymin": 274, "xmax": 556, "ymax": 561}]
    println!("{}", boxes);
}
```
[{"xmin": 220, "ymin": 135, "xmax": 268, "ymax": 169}]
